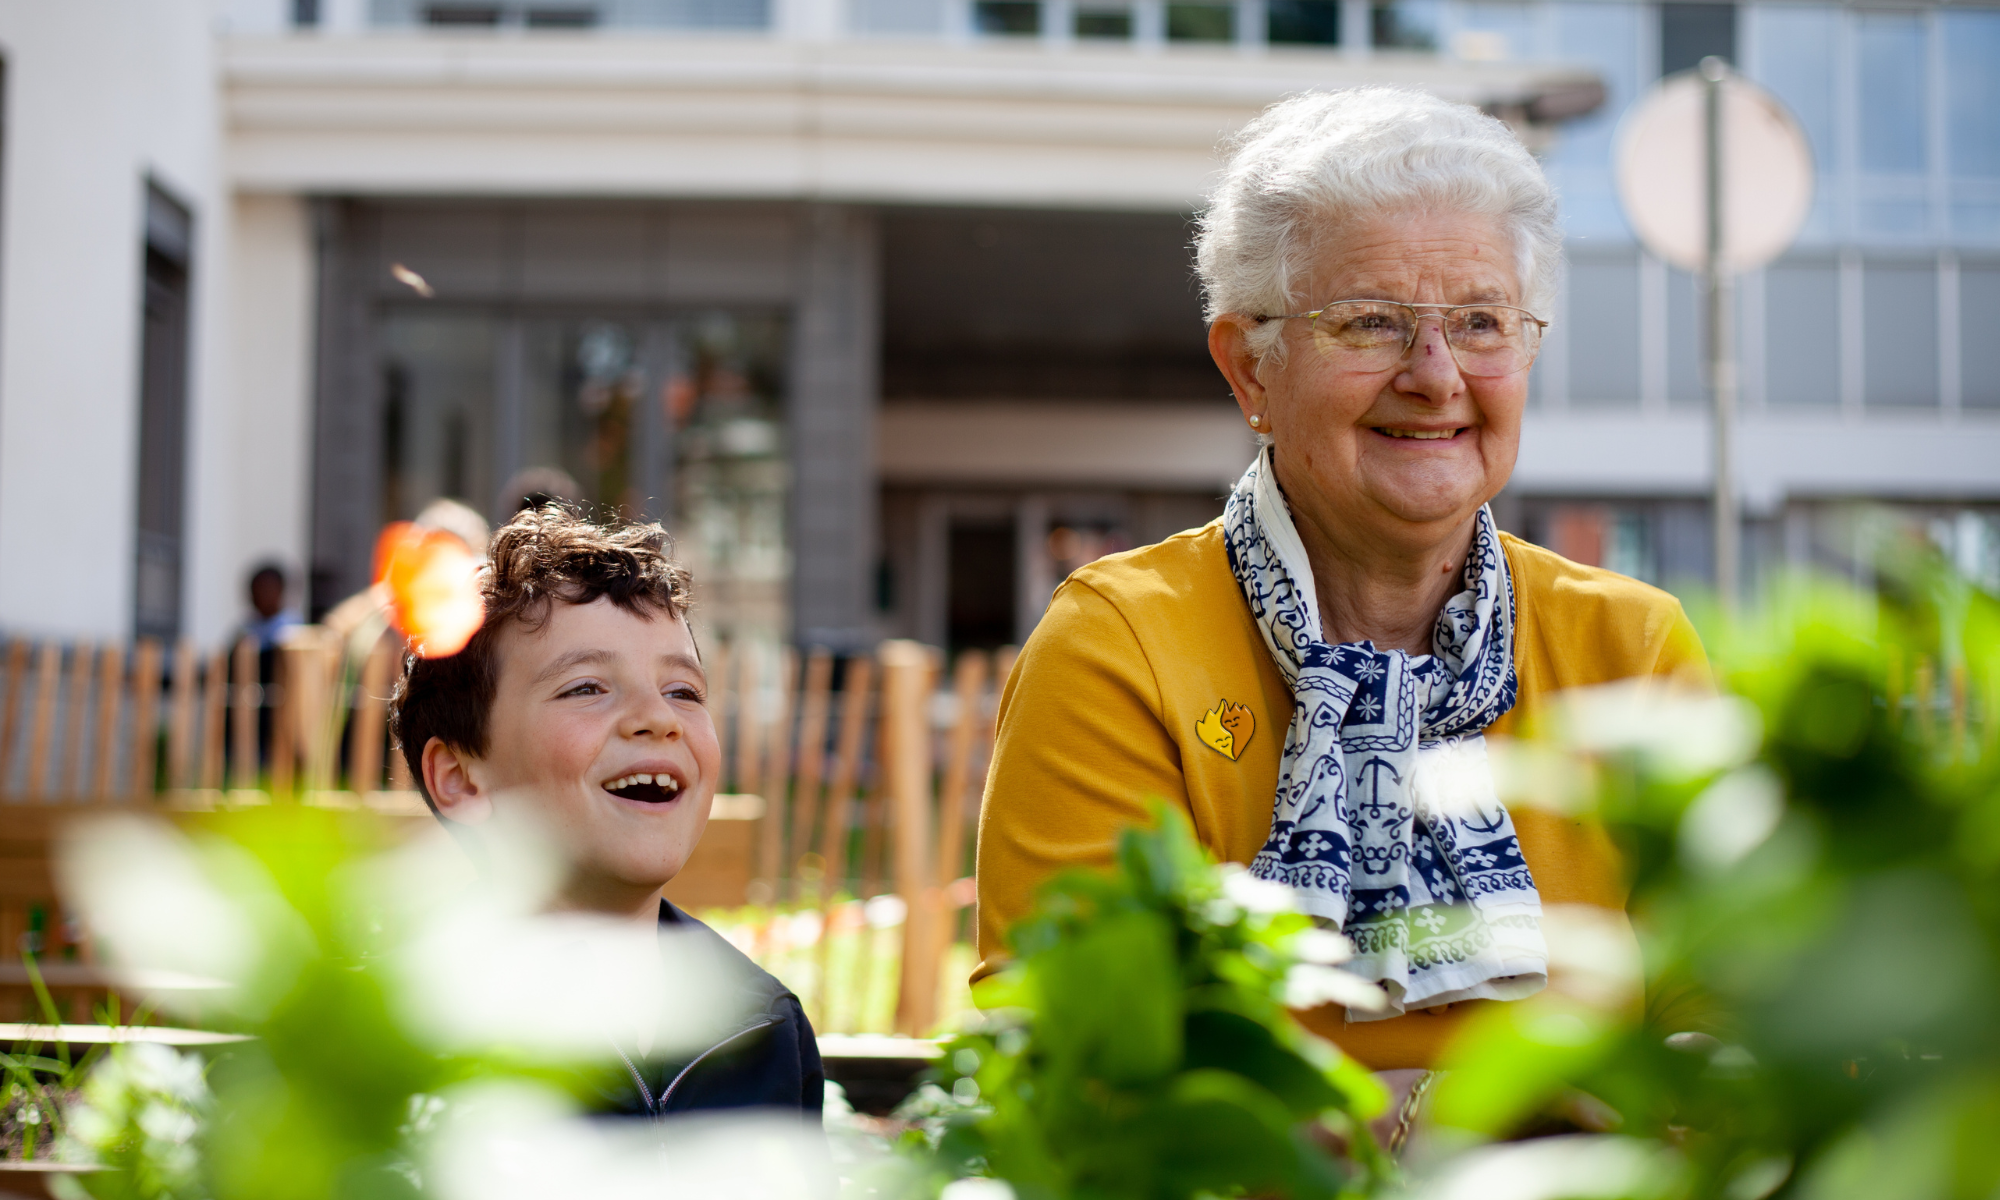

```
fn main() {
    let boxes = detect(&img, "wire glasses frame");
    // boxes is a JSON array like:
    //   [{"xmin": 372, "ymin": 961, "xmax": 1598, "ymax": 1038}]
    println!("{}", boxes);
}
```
[{"xmin": 1257, "ymin": 300, "xmax": 1550, "ymax": 378}]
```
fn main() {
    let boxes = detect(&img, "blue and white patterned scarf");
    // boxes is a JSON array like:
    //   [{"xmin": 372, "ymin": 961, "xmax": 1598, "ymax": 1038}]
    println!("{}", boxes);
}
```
[{"xmin": 1224, "ymin": 447, "xmax": 1547, "ymax": 1020}]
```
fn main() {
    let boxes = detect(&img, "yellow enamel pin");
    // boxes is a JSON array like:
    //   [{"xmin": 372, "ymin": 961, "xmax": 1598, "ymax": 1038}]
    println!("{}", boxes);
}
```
[{"xmin": 1196, "ymin": 701, "xmax": 1256, "ymax": 761}]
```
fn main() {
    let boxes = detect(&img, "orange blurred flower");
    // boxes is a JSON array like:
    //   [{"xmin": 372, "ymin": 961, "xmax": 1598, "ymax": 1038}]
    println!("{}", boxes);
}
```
[{"xmin": 372, "ymin": 522, "xmax": 484, "ymax": 657}]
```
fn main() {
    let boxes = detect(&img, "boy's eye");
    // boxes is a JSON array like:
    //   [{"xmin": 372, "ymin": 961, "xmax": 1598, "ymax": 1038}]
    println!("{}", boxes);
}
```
[
  {"xmin": 666, "ymin": 684, "xmax": 705, "ymax": 703},
  {"xmin": 560, "ymin": 681, "xmax": 606, "ymax": 697}
]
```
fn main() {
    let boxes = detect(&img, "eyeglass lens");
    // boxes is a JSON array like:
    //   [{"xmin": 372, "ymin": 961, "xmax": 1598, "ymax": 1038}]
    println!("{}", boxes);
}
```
[{"xmin": 1309, "ymin": 302, "xmax": 1541, "ymax": 377}]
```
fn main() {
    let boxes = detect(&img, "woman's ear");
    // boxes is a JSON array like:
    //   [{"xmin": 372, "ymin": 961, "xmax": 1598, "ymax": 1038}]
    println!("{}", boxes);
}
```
[
  {"xmin": 423, "ymin": 736, "xmax": 493, "ymax": 824},
  {"xmin": 1208, "ymin": 315, "xmax": 1271, "ymax": 430}
]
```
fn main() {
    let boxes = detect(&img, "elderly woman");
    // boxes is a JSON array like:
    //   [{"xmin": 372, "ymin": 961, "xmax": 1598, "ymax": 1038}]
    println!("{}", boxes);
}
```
[{"xmin": 974, "ymin": 89, "xmax": 1709, "ymax": 1082}]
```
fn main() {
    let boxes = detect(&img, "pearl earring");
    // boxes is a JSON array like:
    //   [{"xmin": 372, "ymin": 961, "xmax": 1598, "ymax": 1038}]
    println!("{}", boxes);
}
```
[{"xmin": 1249, "ymin": 414, "xmax": 1261, "ymax": 428}]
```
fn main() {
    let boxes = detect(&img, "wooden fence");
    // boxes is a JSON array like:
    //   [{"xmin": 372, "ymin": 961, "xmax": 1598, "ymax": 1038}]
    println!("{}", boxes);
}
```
[{"xmin": 0, "ymin": 628, "xmax": 1012, "ymax": 1036}]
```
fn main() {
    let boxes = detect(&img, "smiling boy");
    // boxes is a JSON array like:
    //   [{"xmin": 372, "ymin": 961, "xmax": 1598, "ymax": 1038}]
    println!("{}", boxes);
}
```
[{"xmin": 389, "ymin": 506, "xmax": 823, "ymax": 1120}]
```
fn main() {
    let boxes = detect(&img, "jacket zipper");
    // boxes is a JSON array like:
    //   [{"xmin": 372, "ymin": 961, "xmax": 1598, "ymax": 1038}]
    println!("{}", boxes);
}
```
[
  {"xmin": 657, "ymin": 1017, "xmax": 779, "ymax": 1113},
  {"xmin": 614, "ymin": 1042, "xmax": 655, "ymax": 1112}
]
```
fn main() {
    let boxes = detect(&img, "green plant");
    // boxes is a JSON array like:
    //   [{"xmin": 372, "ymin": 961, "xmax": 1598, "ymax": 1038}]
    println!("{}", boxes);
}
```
[
  {"xmin": 2, "ymin": 952, "xmax": 113, "ymax": 1163},
  {"xmin": 1425, "ymin": 559, "xmax": 2000, "ymax": 1198},
  {"xmin": 53, "ymin": 806, "xmax": 619, "ymax": 1200},
  {"xmin": 902, "ymin": 807, "xmax": 1393, "ymax": 1200}
]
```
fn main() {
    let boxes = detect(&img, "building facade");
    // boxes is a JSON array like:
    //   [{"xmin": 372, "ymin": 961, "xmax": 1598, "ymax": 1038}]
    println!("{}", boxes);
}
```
[{"xmin": 0, "ymin": 0, "xmax": 1993, "ymax": 657}]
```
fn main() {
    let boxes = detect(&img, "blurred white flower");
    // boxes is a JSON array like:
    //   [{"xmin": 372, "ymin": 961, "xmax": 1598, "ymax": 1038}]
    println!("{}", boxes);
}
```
[
  {"xmin": 1283, "ymin": 963, "xmax": 1388, "ymax": 1012},
  {"xmin": 1398, "ymin": 1134, "xmax": 1679, "ymax": 1200},
  {"xmin": 1555, "ymin": 682, "xmax": 1762, "ymax": 780},
  {"xmin": 57, "ymin": 816, "xmax": 307, "ymax": 1016},
  {"xmin": 393, "ymin": 905, "xmax": 747, "ymax": 1061},
  {"xmin": 1678, "ymin": 766, "xmax": 1785, "ymax": 872},
  {"xmin": 1290, "ymin": 927, "xmax": 1355, "ymax": 966},
  {"xmin": 1486, "ymin": 736, "xmax": 1594, "ymax": 815},
  {"xmin": 865, "ymin": 894, "xmax": 908, "ymax": 929},
  {"xmin": 1724, "ymin": 1154, "xmax": 1791, "ymax": 1200},
  {"xmin": 1219, "ymin": 865, "xmax": 1299, "ymax": 915},
  {"xmin": 1412, "ymin": 738, "xmax": 1501, "ymax": 821},
  {"xmin": 1541, "ymin": 905, "xmax": 1644, "ymax": 1011},
  {"xmin": 941, "ymin": 1180, "xmax": 1017, "ymax": 1200},
  {"xmin": 425, "ymin": 1081, "xmax": 834, "ymax": 1200}
]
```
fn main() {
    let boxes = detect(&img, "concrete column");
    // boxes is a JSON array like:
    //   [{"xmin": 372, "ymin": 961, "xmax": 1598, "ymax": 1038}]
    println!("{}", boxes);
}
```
[
  {"xmin": 1341, "ymin": 0, "xmax": 1370, "ymax": 54},
  {"xmin": 788, "ymin": 205, "xmax": 881, "ymax": 654}
]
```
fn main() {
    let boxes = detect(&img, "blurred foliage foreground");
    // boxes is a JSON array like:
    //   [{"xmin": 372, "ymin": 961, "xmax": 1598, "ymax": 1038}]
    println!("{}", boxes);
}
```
[{"xmin": 8, "ymin": 553, "xmax": 2000, "ymax": 1200}]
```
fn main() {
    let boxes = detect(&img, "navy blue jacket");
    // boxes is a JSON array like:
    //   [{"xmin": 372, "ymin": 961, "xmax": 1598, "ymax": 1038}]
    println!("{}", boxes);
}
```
[{"xmin": 597, "ymin": 900, "xmax": 824, "ymax": 1123}]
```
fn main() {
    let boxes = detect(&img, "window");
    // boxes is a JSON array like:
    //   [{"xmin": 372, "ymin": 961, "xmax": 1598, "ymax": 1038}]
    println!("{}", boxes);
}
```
[
  {"xmin": 1370, "ymin": 0, "xmax": 1439, "ymax": 49},
  {"xmin": 1962, "ymin": 265, "xmax": 2000, "ymax": 410},
  {"xmin": 1660, "ymin": 2, "xmax": 1734, "ymax": 78},
  {"xmin": 975, "ymin": 0, "xmax": 1039, "ymax": 34},
  {"xmin": 1764, "ymin": 262, "xmax": 1841, "ymax": 408},
  {"xmin": 1267, "ymin": 0, "xmax": 1338, "ymax": 45},
  {"xmin": 379, "ymin": 314, "xmax": 499, "ymax": 524},
  {"xmin": 1453, "ymin": 0, "xmax": 1536, "ymax": 61},
  {"xmin": 135, "ymin": 185, "xmax": 194, "ymax": 642},
  {"xmin": 1567, "ymin": 256, "xmax": 1642, "ymax": 406},
  {"xmin": 1547, "ymin": 2, "xmax": 1644, "ymax": 239},
  {"xmin": 1862, "ymin": 262, "xmax": 1939, "ymax": 408},
  {"xmin": 851, "ymin": 0, "xmax": 946, "ymax": 32},
  {"xmin": 1943, "ymin": 10, "xmax": 2000, "ymax": 180},
  {"xmin": 1855, "ymin": 12, "xmax": 1928, "ymax": 177},
  {"xmin": 1166, "ymin": 3, "xmax": 1233, "ymax": 41},
  {"xmin": 1076, "ymin": 4, "xmax": 1133, "ymax": 37}
]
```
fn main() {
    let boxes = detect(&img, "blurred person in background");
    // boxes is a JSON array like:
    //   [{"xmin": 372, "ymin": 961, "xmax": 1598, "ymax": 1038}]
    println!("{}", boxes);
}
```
[
  {"xmin": 976, "ymin": 88, "xmax": 1710, "ymax": 1147},
  {"xmin": 241, "ymin": 561, "xmax": 299, "ymax": 650},
  {"xmin": 497, "ymin": 465, "xmax": 584, "ymax": 518},
  {"xmin": 237, "ymin": 561, "xmax": 301, "ymax": 771}
]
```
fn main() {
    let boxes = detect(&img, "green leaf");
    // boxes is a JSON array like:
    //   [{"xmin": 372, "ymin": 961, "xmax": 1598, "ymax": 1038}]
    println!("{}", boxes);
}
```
[
  {"xmin": 1181, "ymin": 1008, "xmax": 1341, "ymax": 1116},
  {"xmin": 1032, "ymin": 909, "xmax": 1182, "ymax": 1086}
]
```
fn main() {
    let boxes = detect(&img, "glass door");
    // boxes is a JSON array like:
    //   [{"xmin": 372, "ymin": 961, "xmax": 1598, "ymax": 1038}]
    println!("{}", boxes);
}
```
[{"xmin": 377, "ymin": 306, "xmax": 791, "ymax": 646}]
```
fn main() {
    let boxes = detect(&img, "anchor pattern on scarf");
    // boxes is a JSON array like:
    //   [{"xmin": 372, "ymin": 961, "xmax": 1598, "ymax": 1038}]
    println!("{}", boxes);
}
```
[{"xmin": 1222, "ymin": 448, "xmax": 1547, "ymax": 1018}]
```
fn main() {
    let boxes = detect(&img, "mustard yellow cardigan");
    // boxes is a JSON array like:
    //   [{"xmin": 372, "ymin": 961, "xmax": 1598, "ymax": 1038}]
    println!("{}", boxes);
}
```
[{"xmin": 974, "ymin": 519, "xmax": 1710, "ymax": 1069}]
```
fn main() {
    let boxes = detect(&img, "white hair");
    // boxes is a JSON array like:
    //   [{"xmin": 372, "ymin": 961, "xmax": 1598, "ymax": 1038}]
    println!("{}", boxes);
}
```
[{"xmin": 1196, "ymin": 88, "xmax": 1563, "ymax": 362}]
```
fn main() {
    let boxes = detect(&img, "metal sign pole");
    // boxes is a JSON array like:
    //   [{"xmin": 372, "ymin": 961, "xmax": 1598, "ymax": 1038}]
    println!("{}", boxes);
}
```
[{"xmin": 1703, "ymin": 55, "xmax": 1739, "ymax": 607}]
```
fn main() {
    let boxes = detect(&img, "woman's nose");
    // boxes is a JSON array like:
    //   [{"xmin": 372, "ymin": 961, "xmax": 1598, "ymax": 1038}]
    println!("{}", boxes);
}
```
[{"xmin": 1398, "ymin": 317, "xmax": 1465, "ymax": 397}]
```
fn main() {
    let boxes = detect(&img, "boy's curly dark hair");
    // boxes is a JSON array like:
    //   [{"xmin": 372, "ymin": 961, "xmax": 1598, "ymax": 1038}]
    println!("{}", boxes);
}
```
[{"xmin": 389, "ymin": 506, "xmax": 693, "ymax": 814}]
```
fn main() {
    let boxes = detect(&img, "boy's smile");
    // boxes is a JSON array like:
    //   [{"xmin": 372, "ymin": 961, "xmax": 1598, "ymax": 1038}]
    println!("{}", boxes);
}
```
[{"xmin": 421, "ymin": 595, "xmax": 722, "ymax": 922}]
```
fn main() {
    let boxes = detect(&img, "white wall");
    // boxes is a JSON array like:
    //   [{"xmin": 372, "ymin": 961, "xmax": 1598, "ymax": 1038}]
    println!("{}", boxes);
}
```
[
  {"xmin": 184, "ymin": 193, "xmax": 314, "ymax": 647},
  {"xmin": 0, "ymin": 0, "xmax": 224, "ymax": 640}
]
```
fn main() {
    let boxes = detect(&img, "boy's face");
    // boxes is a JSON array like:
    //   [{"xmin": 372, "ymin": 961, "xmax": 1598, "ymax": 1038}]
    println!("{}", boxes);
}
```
[{"xmin": 431, "ymin": 596, "xmax": 721, "ymax": 919}]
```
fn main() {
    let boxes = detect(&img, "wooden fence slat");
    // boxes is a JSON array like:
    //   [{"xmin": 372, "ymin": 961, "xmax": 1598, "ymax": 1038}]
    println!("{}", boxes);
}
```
[
  {"xmin": 0, "ymin": 639, "xmax": 28, "ymax": 796},
  {"xmin": 200, "ymin": 646, "xmax": 228, "ymax": 790},
  {"xmin": 268, "ymin": 642, "xmax": 295, "ymax": 798},
  {"xmin": 283, "ymin": 637, "xmax": 338, "ymax": 794},
  {"xmin": 127, "ymin": 640, "xmax": 164, "ymax": 801},
  {"xmin": 733, "ymin": 643, "xmax": 764, "ymax": 798},
  {"xmin": 707, "ymin": 640, "xmax": 733, "ymax": 786},
  {"xmin": 351, "ymin": 632, "xmax": 395, "ymax": 795},
  {"xmin": 785, "ymin": 648, "xmax": 834, "ymax": 896},
  {"xmin": 26, "ymin": 642, "xmax": 62, "ymax": 799},
  {"xmin": 935, "ymin": 651, "xmax": 988, "ymax": 891},
  {"xmin": 92, "ymin": 644, "xmax": 125, "ymax": 798},
  {"xmin": 811, "ymin": 655, "xmax": 875, "ymax": 1025},
  {"xmin": 231, "ymin": 637, "xmax": 258, "ymax": 792},
  {"xmin": 755, "ymin": 647, "xmax": 797, "ymax": 895},
  {"xmin": 63, "ymin": 643, "xmax": 96, "ymax": 798},
  {"xmin": 166, "ymin": 639, "xmax": 199, "ymax": 791},
  {"xmin": 816, "ymin": 655, "xmax": 875, "ymax": 902},
  {"xmin": 881, "ymin": 640, "xmax": 938, "ymax": 1037}
]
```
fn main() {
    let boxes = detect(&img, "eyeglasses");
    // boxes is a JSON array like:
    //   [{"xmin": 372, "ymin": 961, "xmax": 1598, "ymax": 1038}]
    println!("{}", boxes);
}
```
[{"xmin": 1257, "ymin": 300, "xmax": 1548, "ymax": 378}]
